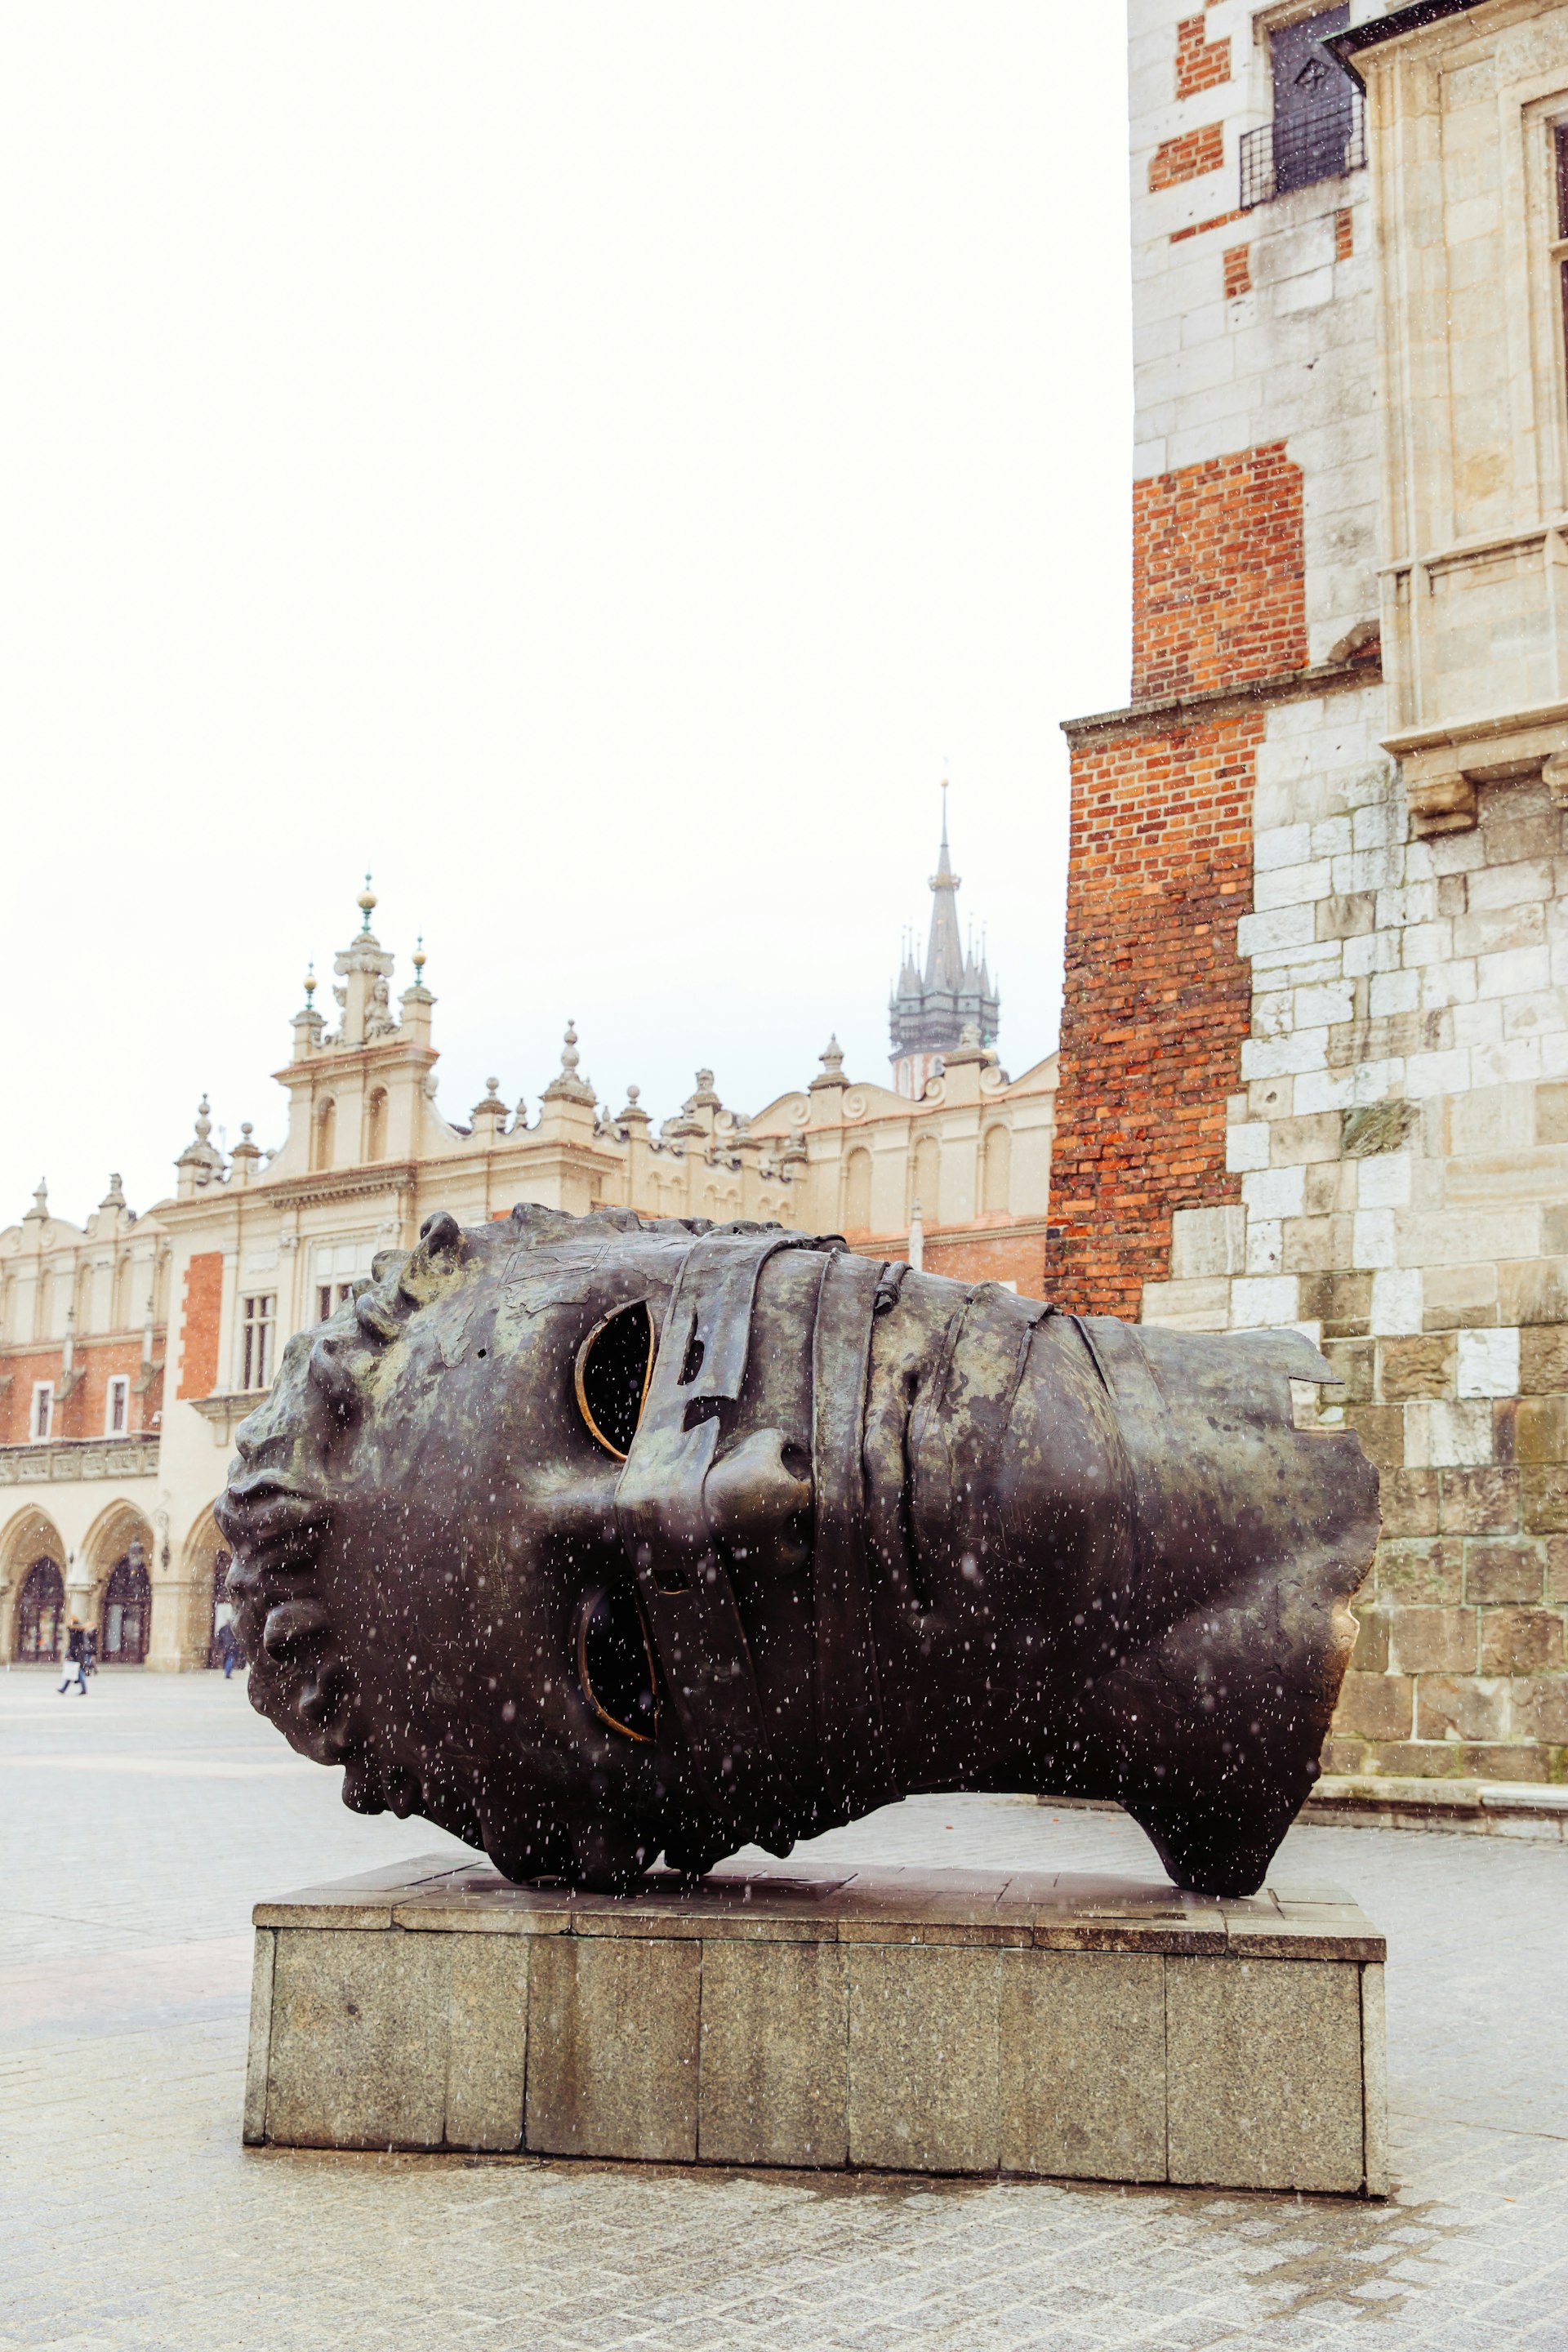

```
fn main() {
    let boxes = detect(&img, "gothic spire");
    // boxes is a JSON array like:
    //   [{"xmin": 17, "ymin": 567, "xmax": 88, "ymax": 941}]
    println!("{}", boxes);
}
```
[
  {"xmin": 888, "ymin": 786, "xmax": 1000, "ymax": 1092},
  {"xmin": 923, "ymin": 782, "xmax": 965, "ymax": 995}
]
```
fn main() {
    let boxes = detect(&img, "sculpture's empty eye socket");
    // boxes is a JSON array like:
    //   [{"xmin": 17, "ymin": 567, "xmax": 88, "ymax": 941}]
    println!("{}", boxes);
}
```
[
  {"xmin": 574, "ymin": 1300, "xmax": 655, "ymax": 1459},
  {"xmin": 577, "ymin": 1584, "xmax": 657, "ymax": 1743}
]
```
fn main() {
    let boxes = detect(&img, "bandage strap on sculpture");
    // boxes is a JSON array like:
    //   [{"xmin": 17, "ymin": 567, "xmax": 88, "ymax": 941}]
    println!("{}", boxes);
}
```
[
  {"xmin": 810, "ymin": 1249, "xmax": 900, "ymax": 1820},
  {"xmin": 614, "ymin": 1231, "xmax": 819, "ymax": 1840}
]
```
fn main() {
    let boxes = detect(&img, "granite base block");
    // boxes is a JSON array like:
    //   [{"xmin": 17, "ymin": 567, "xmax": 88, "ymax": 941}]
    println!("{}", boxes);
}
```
[{"xmin": 245, "ymin": 1855, "xmax": 1388, "ymax": 2194}]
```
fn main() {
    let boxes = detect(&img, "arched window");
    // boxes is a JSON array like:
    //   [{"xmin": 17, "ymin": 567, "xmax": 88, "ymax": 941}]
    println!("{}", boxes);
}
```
[
  {"xmin": 313, "ymin": 1098, "xmax": 336, "ymax": 1173},
  {"xmin": 15, "ymin": 1558, "xmax": 65, "ymax": 1662},
  {"xmin": 982, "ymin": 1125, "xmax": 1012, "ymax": 1215},
  {"xmin": 101, "ymin": 1545, "xmax": 151, "ymax": 1665},
  {"xmin": 912, "ymin": 1136, "xmax": 940, "ymax": 1226},
  {"xmin": 844, "ymin": 1148, "xmax": 873, "ymax": 1233},
  {"xmin": 363, "ymin": 1088, "xmax": 388, "ymax": 1163}
]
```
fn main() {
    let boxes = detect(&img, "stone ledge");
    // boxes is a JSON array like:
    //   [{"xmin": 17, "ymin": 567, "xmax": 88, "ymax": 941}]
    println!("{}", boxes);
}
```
[
  {"xmin": 1303, "ymin": 1776, "xmax": 1568, "ymax": 1842},
  {"xmin": 246, "ymin": 1857, "xmax": 1388, "ymax": 2195},
  {"xmin": 1039, "ymin": 1782, "xmax": 1568, "ymax": 1842}
]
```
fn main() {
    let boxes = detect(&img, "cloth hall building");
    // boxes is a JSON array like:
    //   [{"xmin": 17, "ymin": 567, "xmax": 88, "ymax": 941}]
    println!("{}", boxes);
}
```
[{"xmin": 0, "ymin": 845, "xmax": 1055, "ymax": 1675}]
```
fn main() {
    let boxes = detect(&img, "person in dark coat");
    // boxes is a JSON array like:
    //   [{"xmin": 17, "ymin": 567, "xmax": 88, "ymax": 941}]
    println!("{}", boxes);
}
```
[{"xmin": 57, "ymin": 1619, "xmax": 87, "ymax": 1696}]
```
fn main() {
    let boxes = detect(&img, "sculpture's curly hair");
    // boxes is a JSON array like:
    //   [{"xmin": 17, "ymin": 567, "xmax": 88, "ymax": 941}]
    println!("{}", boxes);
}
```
[{"xmin": 215, "ymin": 1200, "xmax": 786, "ymax": 1863}]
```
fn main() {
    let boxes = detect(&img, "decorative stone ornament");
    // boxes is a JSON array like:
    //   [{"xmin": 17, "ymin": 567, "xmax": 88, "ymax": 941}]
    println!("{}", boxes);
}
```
[{"xmin": 216, "ymin": 1207, "xmax": 1378, "ymax": 1901}]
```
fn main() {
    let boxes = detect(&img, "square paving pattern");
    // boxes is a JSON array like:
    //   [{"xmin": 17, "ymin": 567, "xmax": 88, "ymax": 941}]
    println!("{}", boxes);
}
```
[{"xmin": 2, "ymin": 1671, "xmax": 1566, "ymax": 2350}]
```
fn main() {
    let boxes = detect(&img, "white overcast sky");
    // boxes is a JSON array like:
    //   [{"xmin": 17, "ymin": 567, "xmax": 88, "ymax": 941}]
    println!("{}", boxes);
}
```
[{"xmin": 2, "ymin": 3, "xmax": 1132, "ymax": 1226}]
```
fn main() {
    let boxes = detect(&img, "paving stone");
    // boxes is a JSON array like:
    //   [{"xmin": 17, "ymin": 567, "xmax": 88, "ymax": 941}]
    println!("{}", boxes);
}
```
[{"xmin": 2, "ymin": 1677, "xmax": 1567, "ymax": 2349}]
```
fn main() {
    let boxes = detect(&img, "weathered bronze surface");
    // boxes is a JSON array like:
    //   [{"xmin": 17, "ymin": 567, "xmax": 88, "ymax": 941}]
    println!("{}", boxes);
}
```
[{"xmin": 216, "ymin": 1208, "xmax": 1379, "ymax": 1900}]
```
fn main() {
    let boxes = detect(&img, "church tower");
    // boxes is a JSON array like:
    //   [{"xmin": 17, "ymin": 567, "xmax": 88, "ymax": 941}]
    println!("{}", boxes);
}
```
[{"xmin": 888, "ymin": 787, "xmax": 1000, "ymax": 1100}]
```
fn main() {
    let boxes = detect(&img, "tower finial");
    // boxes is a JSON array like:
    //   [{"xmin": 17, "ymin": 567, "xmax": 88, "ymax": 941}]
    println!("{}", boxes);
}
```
[
  {"xmin": 303, "ymin": 960, "xmax": 316, "ymax": 1007},
  {"xmin": 358, "ymin": 871, "xmax": 376, "ymax": 936},
  {"xmin": 412, "ymin": 933, "xmax": 426, "ymax": 985}
]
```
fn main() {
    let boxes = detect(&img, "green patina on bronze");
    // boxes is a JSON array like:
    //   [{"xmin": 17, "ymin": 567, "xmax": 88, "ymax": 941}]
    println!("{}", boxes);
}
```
[{"xmin": 216, "ymin": 1205, "xmax": 1379, "ymax": 1898}]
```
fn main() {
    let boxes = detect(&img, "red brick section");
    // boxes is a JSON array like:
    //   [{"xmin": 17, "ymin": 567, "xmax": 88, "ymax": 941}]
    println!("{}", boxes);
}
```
[
  {"xmin": 923, "ymin": 1228, "xmax": 1047, "ymax": 1298},
  {"xmin": 1149, "ymin": 122, "xmax": 1225, "ymax": 192},
  {"xmin": 1045, "ymin": 712, "xmax": 1260, "ymax": 1320},
  {"xmin": 1335, "ymin": 206, "xmax": 1354, "ymax": 261},
  {"xmin": 178, "ymin": 1252, "xmax": 225, "ymax": 1399},
  {"xmin": 1223, "ymin": 243, "xmax": 1251, "ymax": 299},
  {"xmin": 849, "ymin": 1227, "xmax": 1049, "ymax": 1302},
  {"xmin": 1044, "ymin": 445, "xmax": 1307, "ymax": 1319},
  {"xmin": 1175, "ymin": 11, "xmax": 1230, "ymax": 100},
  {"xmin": 1132, "ymin": 442, "xmax": 1307, "ymax": 702},
  {"xmin": 1170, "ymin": 207, "xmax": 1245, "ymax": 245},
  {"xmin": 0, "ymin": 1336, "xmax": 163, "ymax": 1444}
]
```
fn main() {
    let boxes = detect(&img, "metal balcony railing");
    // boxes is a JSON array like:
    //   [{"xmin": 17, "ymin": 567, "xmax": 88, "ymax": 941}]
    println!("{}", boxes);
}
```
[{"xmin": 1241, "ymin": 88, "xmax": 1365, "ymax": 208}]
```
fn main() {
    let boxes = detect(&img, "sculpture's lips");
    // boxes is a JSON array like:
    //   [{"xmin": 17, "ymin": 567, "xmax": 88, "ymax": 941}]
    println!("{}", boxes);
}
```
[{"xmin": 215, "ymin": 1472, "xmax": 328, "ymax": 1565}]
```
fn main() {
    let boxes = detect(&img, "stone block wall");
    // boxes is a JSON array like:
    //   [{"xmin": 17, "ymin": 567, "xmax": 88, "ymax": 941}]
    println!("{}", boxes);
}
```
[{"xmin": 1061, "ymin": 0, "xmax": 1568, "ymax": 1780}]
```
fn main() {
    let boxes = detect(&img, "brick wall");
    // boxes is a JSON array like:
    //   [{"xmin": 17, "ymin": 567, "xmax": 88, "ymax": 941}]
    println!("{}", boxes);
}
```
[
  {"xmin": 1045, "ymin": 445, "xmax": 1307, "ymax": 1319},
  {"xmin": 1132, "ymin": 444, "xmax": 1307, "ymax": 702},
  {"xmin": 177, "ymin": 1253, "xmax": 225, "ymax": 1400},
  {"xmin": 1148, "ymin": 122, "xmax": 1226, "ymax": 193},
  {"xmin": 1175, "ymin": 11, "xmax": 1229, "ymax": 102},
  {"xmin": 1045, "ymin": 710, "xmax": 1260, "ymax": 1320}
]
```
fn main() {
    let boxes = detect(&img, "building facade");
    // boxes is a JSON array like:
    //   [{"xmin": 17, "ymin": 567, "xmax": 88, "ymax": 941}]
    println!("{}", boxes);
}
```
[
  {"xmin": 1, "ymin": 844, "xmax": 1055, "ymax": 1672},
  {"xmin": 1054, "ymin": 0, "xmax": 1568, "ymax": 1782}
]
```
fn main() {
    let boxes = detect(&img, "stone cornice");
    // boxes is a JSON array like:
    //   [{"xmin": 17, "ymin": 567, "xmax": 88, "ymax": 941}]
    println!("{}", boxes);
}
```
[
  {"xmin": 271, "ymin": 1038, "xmax": 439, "ymax": 1084},
  {"xmin": 1061, "ymin": 655, "xmax": 1381, "ymax": 747},
  {"xmin": 0, "ymin": 1433, "xmax": 159, "ymax": 1485},
  {"xmin": 249, "ymin": 1162, "xmax": 421, "ymax": 1213},
  {"xmin": 1327, "ymin": 0, "xmax": 1490, "ymax": 88}
]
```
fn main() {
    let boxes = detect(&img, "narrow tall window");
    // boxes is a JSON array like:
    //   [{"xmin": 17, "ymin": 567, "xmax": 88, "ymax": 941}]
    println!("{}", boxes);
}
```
[
  {"xmin": 1242, "ymin": 7, "xmax": 1362, "ymax": 207},
  {"xmin": 31, "ymin": 1381, "xmax": 54, "ymax": 1441},
  {"xmin": 105, "ymin": 1375, "xmax": 130, "ymax": 1436},
  {"xmin": 317, "ymin": 1281, "xmax": 355, "ymax": 1321},
  {"xmin": 241, "ymin": 1294, "xmax": 276, "ymax": 1390}
]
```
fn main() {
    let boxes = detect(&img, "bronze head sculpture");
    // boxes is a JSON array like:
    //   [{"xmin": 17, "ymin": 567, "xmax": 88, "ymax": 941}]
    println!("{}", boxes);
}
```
[{"xmin": 216, "ymin": 1206, "xmax": 1378, "ymax": 1900}]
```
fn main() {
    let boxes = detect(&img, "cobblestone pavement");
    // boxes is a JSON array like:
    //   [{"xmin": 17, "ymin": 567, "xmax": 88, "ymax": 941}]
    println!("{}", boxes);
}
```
[{"xmin": 1, "ymin": 1668, "xmax": 1565, "ymax": 2352}]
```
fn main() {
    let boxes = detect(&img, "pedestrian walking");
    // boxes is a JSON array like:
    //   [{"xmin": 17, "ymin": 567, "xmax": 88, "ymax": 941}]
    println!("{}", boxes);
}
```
[
  {"xmin": 81, "ymin": 1624, "xmax": 96, "ymax": 1680},
  {"xmin": 57, "ymin": 1618, "xmax": 87, "ymax": 1696},
  {"xmin": 214, "ymin": 1598, "xmax": 238, "ymax": 1679}
]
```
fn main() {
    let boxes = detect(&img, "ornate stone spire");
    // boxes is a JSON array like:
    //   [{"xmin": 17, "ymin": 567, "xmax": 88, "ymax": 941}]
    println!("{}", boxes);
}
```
[
  {"xmin": 229, "ymin": 1122, "xmax": 264, "ymax": 1184},
  {"xmin": 470, "ymin": 1077, "xmax": 510, "ymax": 1143},
  {"xmin": 541, "ymin": 1020, "xmax": 596, "ymax": 1107},
  {"xmin": 175, "ymin": 1097, "xmax": 226, "ymax": 1196},
  {"xmin": 809, "ymin": 1035, "xmax": 849, "ymax": 1095},
  {"xmin": 24, "ymin": 1178, "xmax": 48, "ymax": 1224}
]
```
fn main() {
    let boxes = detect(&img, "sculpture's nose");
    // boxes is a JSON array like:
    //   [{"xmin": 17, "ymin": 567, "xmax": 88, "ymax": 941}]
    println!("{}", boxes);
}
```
[{"xmin": 703, "ymin": 1428, "xmax": 813, "ymax": 1545}]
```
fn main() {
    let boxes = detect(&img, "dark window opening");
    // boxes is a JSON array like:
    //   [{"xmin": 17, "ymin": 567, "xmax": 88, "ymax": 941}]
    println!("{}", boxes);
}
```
[
  {"xmin": 101, "ymin": 1548, "xmax": 151, "ymax": 1665},
  {"xmin": 15, "ymin": 1558, "xmax": 65, "ymax": 1663},
  {"xmin": 1241, "ymin": 9, "xmax": 1363, "ymax": 208}
]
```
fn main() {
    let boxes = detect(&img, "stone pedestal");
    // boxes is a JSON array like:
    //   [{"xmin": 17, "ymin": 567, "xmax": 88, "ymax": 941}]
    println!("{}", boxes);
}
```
[{"xmin": 244, "ymin": 1855, "xmax": 1388, "ymax": 2195}]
